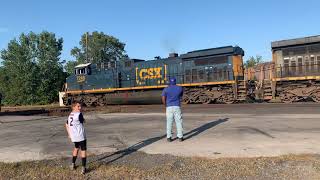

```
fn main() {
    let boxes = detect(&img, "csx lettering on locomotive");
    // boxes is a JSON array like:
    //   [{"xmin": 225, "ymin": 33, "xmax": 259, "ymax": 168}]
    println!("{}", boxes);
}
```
[
  {"xmin": 138, "ymin": 67, "xmax": 163, "ymax": 80},
  {"xmin": 76, "ymin": 75, "xmax": 86, "ymax": 83}
]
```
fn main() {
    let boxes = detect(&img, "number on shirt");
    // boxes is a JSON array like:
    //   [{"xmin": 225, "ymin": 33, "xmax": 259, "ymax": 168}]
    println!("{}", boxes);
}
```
[{"xmin": 70, "ymin": 117, "xmax": 74, "ymax": 126}]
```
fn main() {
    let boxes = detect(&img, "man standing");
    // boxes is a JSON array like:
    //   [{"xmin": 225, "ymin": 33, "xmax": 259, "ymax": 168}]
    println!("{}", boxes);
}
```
[{"xmin": 161, "ymin": 77, "xmax": 184, "ymax": 142}]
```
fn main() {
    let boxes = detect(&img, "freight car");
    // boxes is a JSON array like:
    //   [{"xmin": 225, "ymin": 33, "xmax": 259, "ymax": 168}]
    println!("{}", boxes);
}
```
[
  {"xmin": 246, "ymin": 35, "xmax": 320, "ymax": 103},
  {"xmin": 61, "ymin": 46, "xmax": 246, "ymax": 106}
]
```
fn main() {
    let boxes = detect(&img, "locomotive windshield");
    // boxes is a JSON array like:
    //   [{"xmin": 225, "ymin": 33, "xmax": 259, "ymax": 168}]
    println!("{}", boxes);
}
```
[{"xmin": 74, "ymin": 63, "xmax": 91, "ymax": 75}]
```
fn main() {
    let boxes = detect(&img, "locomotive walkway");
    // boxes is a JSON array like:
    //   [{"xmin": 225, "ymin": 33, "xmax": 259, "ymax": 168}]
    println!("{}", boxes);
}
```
[{"xmin": 1, "ymin": 103, "xmax": 320, "ymax": 162}]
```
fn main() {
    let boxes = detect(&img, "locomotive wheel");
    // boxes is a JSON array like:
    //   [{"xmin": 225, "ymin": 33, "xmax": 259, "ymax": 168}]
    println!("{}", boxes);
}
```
[
  {"xmin": 216, "ymin": 94, "xmax": 234, "ymax": 104},
  {"xmin": 198, "ymin": 95, "xmax": 211, "ymax": 104},
  {"xmin": 308, "ymin": 89, "xmax": 320, "ymax": 102},
  {"xmin": 182, "ymin": 99, "xmax": 190, "ymax": 104},
  {"xmin": 182, "ymin": 95, "xmax": 191, "ymax": 104},
  {"xmin": 310, "ymin": 94, "xmax": 320, "ymax": 102},
  {"xmin": 311, "ymin": 96, "xmax": 320, "ymax": 102},
  {"xmin": 96, "ymin": 95, "xmax": 106, "ymax": 106},
  {"xmin": 225, "ymin": 100, "xmax": 234, "ymax": 104},
  {"xmin": 280, "ymin": 92, "xmax": 296, "ymax": 103}
]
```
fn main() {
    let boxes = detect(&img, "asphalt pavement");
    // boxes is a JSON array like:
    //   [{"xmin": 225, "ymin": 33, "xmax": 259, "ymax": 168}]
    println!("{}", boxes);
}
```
[{"xmin": 1, "ymin": 103, "xmax": 320, "ymax": 162}]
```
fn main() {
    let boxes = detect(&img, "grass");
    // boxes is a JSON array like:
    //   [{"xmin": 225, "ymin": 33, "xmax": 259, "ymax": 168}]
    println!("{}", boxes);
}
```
[
  {"xmin": 0, "ymin": 161, "xmax": 146, "ymax": 180},
  {"xmin": 2, "ymin": 154, "xmax": 320, "ymax": 180}
]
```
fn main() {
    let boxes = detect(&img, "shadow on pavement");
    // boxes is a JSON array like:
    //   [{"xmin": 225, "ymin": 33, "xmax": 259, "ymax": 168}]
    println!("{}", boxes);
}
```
[
  {"xmin": 90, "ymin": 134, "xmax": 166, "ymax": 167},
  {"xmin": 88, "ymin": 118, "xmax": 228, "ymax": 172},
  {"xmin": 184, "ymin": 118, "xmax": 229, "ymax": 140},
  {"xmin": 236, "ymin": 126, "xmax": 275, "ymax": 138}
]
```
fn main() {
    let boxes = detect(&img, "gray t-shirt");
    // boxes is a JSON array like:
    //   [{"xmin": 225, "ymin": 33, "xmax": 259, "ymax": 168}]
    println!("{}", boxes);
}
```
[{"xmin": 66, "ymin": 112, "xmax": 86, "ymax": 142}]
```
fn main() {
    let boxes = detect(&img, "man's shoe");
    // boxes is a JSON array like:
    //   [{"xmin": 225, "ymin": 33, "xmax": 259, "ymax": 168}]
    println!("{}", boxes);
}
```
[
  {"xmin": 81, "ymin": 167, "xmax": 86, "ymax": 175},
  {"xmin": 167, "ymin": 138, "xmax": 172, "ymax": 142},
  {"xmin": 179, "ymin": 137, "xmax": 184, "ymax": 142},
  {"xmin": 70, "ymin": 163, "xmax": 75, "ymax": 170}
]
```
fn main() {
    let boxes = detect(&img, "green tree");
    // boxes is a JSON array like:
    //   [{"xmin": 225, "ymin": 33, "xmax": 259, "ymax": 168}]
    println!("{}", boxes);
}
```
[
  {"xmin": 70, "ymin": 31, "xmax": 127, "ymax": 65},
  {"xmin": 245, "ymin": 55, "xmax": 263, "ymax": 68},
  {"xmin": 36, "ymin": 32, "xmax": 65, "ymax": 104},
  {"xmin": 0, "ymin": 67, "xmax": 9, "ymax": 104},
  {"xmin": 64, "ymin": 60, "xmax": 78, "ymax": 75},
  {"xmin": 0, "ymin": 31, "xmax": 65, "ymax": 105},
  {"xmin": 0, "ymin": 33, "xmax": 39, "ymax": 105}
]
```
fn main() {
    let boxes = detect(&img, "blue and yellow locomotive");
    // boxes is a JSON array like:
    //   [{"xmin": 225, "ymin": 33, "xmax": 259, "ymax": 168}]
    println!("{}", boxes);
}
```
[{"xmin": 62, "ymin": 46, "xmax": 245, "ymax": 105}]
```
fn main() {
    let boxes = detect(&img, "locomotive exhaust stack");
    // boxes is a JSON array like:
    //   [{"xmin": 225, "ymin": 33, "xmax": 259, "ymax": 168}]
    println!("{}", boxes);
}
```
[{"xmin": 169, "ymin": 53, "xmax": 178, "ymax": 58}]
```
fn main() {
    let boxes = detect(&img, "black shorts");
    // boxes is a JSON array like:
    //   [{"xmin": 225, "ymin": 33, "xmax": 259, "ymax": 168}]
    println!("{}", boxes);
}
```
[{"xmin": 74, "ymin": 140, "xmax": 87, "ymax": 151}]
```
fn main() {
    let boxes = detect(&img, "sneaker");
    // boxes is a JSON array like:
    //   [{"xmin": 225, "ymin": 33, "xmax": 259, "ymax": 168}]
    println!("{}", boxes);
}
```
[
  {"xmin": 179, "ymin": 137, "xmax": 184, "ymax": 142},
  {"xmin": 81, "ymin": 167, "xmax": 86, "ymax": 175},
  {"xmin": 70, "ymin": 163, "xmax": 75, "ymax": 170},
  {"xmin": 167, "ymin": 138, "xmax": 172, "ymax": 142}
]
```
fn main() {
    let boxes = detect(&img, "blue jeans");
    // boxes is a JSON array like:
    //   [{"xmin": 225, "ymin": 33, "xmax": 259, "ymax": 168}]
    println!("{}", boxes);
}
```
[{"xmin": 166, "ymin": 106, "xmax": 183, "ymax": 138}]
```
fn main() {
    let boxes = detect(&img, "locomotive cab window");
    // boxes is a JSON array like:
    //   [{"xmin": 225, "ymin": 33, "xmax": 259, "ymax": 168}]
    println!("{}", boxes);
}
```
[
  {"xmin": 74, "ymin": 63, "xmax": 92, "ymax": 75},
  {"xmin": 75, "ymin": 67, "xmax": 90, "ymax": 75},
  {"xmin": 79, "ymin": 68, "xmax": 85, "ymax": 74}
]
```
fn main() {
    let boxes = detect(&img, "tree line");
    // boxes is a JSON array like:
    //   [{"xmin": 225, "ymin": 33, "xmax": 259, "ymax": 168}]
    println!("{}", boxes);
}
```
[{"xmin": 0, "ymin": 31, "xmax": 127, "ymax": 105}]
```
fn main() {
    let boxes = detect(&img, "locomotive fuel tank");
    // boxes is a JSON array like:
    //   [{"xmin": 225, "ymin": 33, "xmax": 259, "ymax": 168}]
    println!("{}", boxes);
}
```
[{"xmin": 104, "ymin": 90, "xmax": 163, "ymax": 105}]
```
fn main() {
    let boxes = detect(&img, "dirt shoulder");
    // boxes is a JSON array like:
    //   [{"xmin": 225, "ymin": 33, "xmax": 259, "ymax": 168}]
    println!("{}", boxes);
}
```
[{"xmin": 1, "ymin": 152, "xmax": 320, "ymax": 180}]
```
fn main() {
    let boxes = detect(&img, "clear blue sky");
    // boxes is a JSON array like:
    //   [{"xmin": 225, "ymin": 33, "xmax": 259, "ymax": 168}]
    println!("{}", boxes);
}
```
[{"xmin": 0, "ymin": 0, "xmax": 319, "ymax": 62}]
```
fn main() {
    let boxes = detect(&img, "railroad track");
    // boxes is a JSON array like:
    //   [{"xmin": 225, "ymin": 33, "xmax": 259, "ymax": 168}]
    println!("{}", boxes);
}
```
[{"xmin": 0, "ymin": 107, "xmax": 71, "ymax": 116}]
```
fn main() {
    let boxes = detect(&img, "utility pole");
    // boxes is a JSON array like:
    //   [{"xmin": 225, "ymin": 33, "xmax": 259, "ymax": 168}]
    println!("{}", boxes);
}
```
[{"xmin": 86, "ymin": 32, "xmax": 89, "ymax": 63}]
